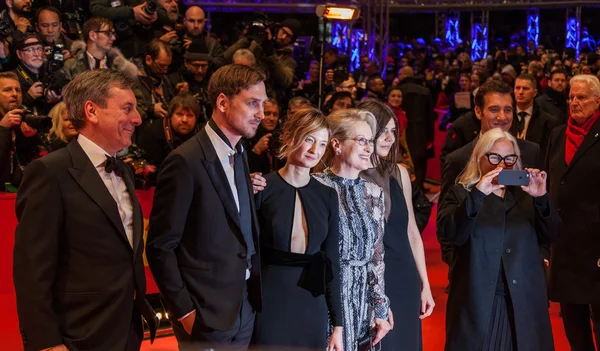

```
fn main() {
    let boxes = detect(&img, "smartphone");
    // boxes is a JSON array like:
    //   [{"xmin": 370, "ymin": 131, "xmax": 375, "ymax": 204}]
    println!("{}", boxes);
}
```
[{"xmin": 497, "ymin": 170, "xmax": 530, "ymax": 186}]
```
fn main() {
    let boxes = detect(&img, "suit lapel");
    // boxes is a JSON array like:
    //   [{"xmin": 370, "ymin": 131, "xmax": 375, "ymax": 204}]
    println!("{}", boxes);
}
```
[
  {"xmin": 242, "ymin": 148, "xmax": 260, "ymax": 245},
  {"xmin": 66, "ymin": 141, "xmax": 132, "ymax": 249},
  {"xmin": 565, "ymin": 118, "xmax": 600, "ymax": 174},
  {"xmin": 122, "ymin": 167, "xmax": 143, "ymax": 255},
  {"xmin": 196, "ymin": 130, "xmax": 243, "ymax": 235}
]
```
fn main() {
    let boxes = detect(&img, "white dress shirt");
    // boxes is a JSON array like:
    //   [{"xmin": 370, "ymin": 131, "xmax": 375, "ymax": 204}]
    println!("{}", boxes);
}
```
[
  {"xmin": 516, "ymin": 104, "xmax": 534, "ymax": 139},
  {"xmin": 205, "ymin": 123, "xmax": 240, "ymax": 211},
  {"xmin": 78, "ymin": 134, "xmax": 134, "ymax": 247},
  {"xmin": 86, "ymin": 51, "xmax": 108, "ymax": 70}
]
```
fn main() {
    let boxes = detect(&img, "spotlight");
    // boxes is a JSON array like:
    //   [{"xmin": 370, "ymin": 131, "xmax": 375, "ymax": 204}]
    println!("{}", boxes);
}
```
[{"xmin": 316, "ymin": 4, "xmax": 360, "ymax": 21}]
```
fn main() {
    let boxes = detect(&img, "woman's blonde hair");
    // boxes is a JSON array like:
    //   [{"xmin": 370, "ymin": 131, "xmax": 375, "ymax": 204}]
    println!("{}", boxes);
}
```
[
  {"xmin": 317, "ymin": 108, "xmax": 377, "ymax": 170},
  {"xmin": 48, "ymin": 102, "xmax": 70, "ymax": 143},
  {"xmin": 278, "ymin": 108, "xmax": 329, "ymax": 159},
  {"xmin": 457, "ymin": 128, "xmax": 522, "ymax": 190}
]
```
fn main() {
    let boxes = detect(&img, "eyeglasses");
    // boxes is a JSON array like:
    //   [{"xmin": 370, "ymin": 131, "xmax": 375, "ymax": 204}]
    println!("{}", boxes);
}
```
[
  {"xmin": 21, "ymin": 47, "xmax": 43, "ymax": 54},
  {"xmin": 348, "ymin": 136, "xmax": 374, "ymax": 147},
  {"xmin": 95, "ymin": 30, "xmax": 117, "ymax": 38},
  {"xmin": 485, "ymin": 152, "xmax": 518, "ymax": 166},
  {"xmin": 152, "ymin": 60, "xmax": 170, "ymax": 72}
]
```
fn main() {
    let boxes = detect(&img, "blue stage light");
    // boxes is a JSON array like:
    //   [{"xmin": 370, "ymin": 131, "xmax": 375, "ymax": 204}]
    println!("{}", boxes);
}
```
[
  {"xmin": 445, "ymin": 16, "xmax": 462, "ymax": 47},
  {"xmin": 566, "ymin": 17, "xmax": 580, "ymax": 57},
  {"xmin": 527, "ymin": 12, "xmax": 539, "ymax": 47},
  {"xmin": 471, "ymin": 23, "xmax": 488, "ymax": 61}
]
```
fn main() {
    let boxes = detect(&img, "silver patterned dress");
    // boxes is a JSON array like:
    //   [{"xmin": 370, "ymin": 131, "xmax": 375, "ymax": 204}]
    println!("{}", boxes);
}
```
[{"xmin": 313, "ymin": 170, "xmax": 389, "ymax": 351}]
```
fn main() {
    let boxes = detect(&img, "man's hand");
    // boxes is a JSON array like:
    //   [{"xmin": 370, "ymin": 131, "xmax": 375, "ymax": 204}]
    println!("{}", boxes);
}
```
[
  {"xmin": 61, "ymin": 49, "xmax": 71, "ymax": 60},
  {"xmin": 160, "ymin": 30, "xmax": 178, "ymax": 44},
  {"xmin": 28, "ymin": 82, "xmax": 44, "ymax": 99},
  {"xmin": 0, "ymin": 39, "xmax": 9, "ymax": 59},
  {"xmin": 175, "ymin": 82, "xmax": 189, "ymax": 95},
  {"xmin": 250, "ymin": 172, "xmax": 267, "ymax": 194},
  {"xmin": 252, "ymin": 133, "xmax": 271, "ymax": 155},
  {"xmin": 180, "ymin": 310, "xmax": 196, "ymax": 335},
  {"xmin": 16, "ymin": 17, "xmax": 31, "ymax": 33},
  {"xmin": 0, "ymin": 109, "xmax": 23, "ymax": 128},
  {"xmin": 20, "ymin": 122, "xmax": 38, "ymax": 137},
  {"xmin": 153, "ymin": 103, "xmax": 168, "ymax": 119},
  {"xmin": 46, "ymin": 90, "xmax": 62, "ymax": 105},
  {"xmin": 183, "ymin": 37, "xmax": 192, "ymax": 49},
  {"xmin": 41, "ymin": 344, "xmax": 70, "ymax": 351},
  {"xmin": 132, "ymin": 3, "xmax": 158, "ymax": 25}
]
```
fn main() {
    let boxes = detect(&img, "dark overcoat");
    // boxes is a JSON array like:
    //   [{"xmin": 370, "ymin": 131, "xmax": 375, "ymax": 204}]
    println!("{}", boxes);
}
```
[{"xmin": 438, "ymin": 185, "xmax": 558, "ymax": 351}]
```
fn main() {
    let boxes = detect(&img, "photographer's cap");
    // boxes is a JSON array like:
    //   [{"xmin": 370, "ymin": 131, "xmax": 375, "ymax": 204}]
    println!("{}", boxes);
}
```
[
  {"xmin": 15, "ymin": 32, "xmax": 42, "ymax": 51},
  {"xmin": 280, "ymin": 19, "xmax": 301, "ymax": 41},
  {"xmin": 184, "ymin": 38, "xmax": 213, "ymax": 62}
]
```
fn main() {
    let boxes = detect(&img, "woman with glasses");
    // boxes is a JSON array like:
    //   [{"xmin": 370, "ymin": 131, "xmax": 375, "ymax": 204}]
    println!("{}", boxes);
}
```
[
  {"xmin": 359, "ymin": 100, "xmax": 433, "ymax": 351},
  {"xmin": 314, "ymin": 109, "xmax": 392, "ymax": 350},
  {"xmin": 437, "ymin": 128, "xmax": 558, "ymax": 351}
]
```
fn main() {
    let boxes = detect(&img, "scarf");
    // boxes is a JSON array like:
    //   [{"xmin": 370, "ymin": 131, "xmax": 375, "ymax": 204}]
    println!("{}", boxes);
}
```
[{"xmin": 565, "ymin": 110, "xmax": 600, "ymax": 165}]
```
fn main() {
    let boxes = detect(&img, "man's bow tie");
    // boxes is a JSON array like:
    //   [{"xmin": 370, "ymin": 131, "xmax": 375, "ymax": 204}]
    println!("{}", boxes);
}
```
[{"xmin": 104, "ymin": 155, "xmax": 125, "ymax": 178}]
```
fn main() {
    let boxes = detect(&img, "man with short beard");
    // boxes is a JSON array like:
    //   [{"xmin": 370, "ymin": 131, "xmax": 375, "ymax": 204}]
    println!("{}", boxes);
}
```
[
  {"xmin": 0, "ymin": 0, "xmax": 34, "ymax": 71},
  {"xmin": 146, "ymin": 64, "xmax": 267, "ymax": 350},
  {"xmin": 536, "ymin": 69, "xmax": 569, "ymax": 123},
  {"xmin": 35, "ymin": 6, "xmax": 73, "ymax": 52}
]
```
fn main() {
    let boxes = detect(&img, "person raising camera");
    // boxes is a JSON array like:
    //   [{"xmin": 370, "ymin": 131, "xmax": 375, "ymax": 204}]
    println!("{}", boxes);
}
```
[
  {"xmin": 0, "ymin": 72, "xmax": 44, "ymax": 189},
  {"xmin": 225, "ymin": 17, "xmax": 301, "ymax": 99},
  {"xmin": 12, "ymin": 32, "xmax": 60, "ymax": 114}
]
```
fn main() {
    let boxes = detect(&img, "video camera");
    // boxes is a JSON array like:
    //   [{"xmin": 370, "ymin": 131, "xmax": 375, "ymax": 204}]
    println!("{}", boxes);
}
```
[
  {"xmin": 246, "ymin": 12, "xmax": 276, "ymax": 44},
  {"xmin": 63, "ymin": 9, "xmax": 86, "ymax": 41},
  {"xmin": 331, "ymin": 54, "xmax": 350, "ymax": 85},
  {"xmin": 19, "ymin": 107, "xmax": 52, "ymax": 133}
]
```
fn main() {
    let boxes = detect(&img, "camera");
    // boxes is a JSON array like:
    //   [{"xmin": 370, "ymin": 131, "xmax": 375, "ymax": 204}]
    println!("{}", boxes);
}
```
[
  {"xmin": 246, "ymin": 12, "xmax": 274, "ymax": 44},
  {"xmin": 120, "ymin": 144, "xmax": 157, "ymax": 189},
  {"xmin": 20, "ymin": 108, "xmax": 52, "ymax": 133},
  {"xmin": 331, "ymin": 55, "xmax": 350, "ymax": 85},
  {"xmin": 0, "ymin": 22, "xmax": 12, "ymax": 40},
  {"xmin": 44, "ymin": 43, "xmax": 65, "ymax": 73},
  {"xmin": 63, "ymin": 10, "xmax": 86, "ymax": 40},
  {"xmin": 144, "ymin": 0, "xmax": 158, "ymax": 16}
]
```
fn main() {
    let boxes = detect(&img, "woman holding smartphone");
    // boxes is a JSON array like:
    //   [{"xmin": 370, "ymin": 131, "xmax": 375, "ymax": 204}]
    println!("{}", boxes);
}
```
[{"xmin": 437, "ymin": 128, "xmax": 558, "ymax": 351}]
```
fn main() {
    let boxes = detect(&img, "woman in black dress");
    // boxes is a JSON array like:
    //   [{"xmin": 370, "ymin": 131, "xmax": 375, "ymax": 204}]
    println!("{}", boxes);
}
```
[
  {"xmin": 358, "ymin": 101, "xmax": 434, "ymax": 351},
  {"xmin": 254, "ymin": 108, "xmax": 343, "ymax": 350}
]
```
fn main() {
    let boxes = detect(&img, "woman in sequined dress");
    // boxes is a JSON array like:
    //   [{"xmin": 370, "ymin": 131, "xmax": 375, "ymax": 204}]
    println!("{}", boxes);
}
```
[{"xmin": 314, "ymin": 109, "xmax": 392, "ymax": 351}]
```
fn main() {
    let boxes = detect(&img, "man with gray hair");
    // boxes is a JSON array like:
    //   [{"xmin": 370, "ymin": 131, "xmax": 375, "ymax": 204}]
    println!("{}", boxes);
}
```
[
  {"xmin": 13, "ymin": 69, "xmax": 157, "ymax": 351},
  {"xmin": 233, "ymin": 49, "xmax": 256, "ymax": 67}
]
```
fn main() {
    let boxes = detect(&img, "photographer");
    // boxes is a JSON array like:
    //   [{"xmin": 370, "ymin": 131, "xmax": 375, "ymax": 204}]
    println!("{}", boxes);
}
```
[
  {"xmin": 133, "ymin": 38, "xmax": 175, "ymax": 129},
  {"xmin": 12, "ymin": 32, "xmax": 59, "ymax": 114},
  {"xmin": 167, "ymin": 38, "xmax": 211, "ymax": 123},
  {"xmin": 139, "ymin": 94, "xmax": 199, "ymax": 168},
  {"xmin": 0, "ymin": 72, "xmax": 44, "ymax": 188},
  {"xmin": 89, "ymin": 0, "xmax": 171, "ymax": 58},
  {"xmin": 224, "ymin": 18, "xmax": 301, "ymax": 93},
  {"xmin": 59, "ymin": 17, "xmax": 138, "ymax": 81},
  {"xmin": 0, "ymin": 0, "xmax": 35, "ymax": 71},
  {"xmin": 35, "ymin": 6, "xmax": 73, "ymax": 53},
  {"xmin": 246, "ymin": 98, "xmax": 284, "ymax": 174}
]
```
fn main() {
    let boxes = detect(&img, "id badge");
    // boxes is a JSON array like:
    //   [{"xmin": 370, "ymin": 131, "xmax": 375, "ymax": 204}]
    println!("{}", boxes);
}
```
[{"xmin": 110, "ymin": 0, "xmax": 122, "ymax": 7}]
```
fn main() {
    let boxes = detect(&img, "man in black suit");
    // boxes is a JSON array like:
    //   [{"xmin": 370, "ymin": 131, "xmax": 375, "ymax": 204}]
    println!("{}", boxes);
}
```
[
  {"xmin": 546, "ymin": 74, "xmax": 600, "ymax": 351},
  {"xmin": 535, "ymin": 70, "xmax": 568, "ymax": 124},
  {"xmin": 512, "ymin": 73, "xmax": 562, "ymax": 164},
  {"xmin": 438, "ymin": 80, "xmax": 540, "ymax": 268},
  {"xmin": 146, "ymin": 64, "xmax": 267, "ymax": 350},
  {"xmin": 13, "ymin": 69, "xmax": 157, "ymax": 351}
]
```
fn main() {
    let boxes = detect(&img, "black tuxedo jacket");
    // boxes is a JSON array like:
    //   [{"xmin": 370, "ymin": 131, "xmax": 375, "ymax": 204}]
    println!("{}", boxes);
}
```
[
  {"xmin": 438, "ymin": 138, "xmax": 540, "ymax": 265},
  {"xmin": 547, "ymin": 120, "xmax": 600, "ymax": 304},
  {"xmin": 146, "ymin": 127, "xmax": 261, "ymax": 332},
  {"xmin": 13, "ymin": 140, "xmax": 156, "ymax": 351},
  {"xmin": 511, "ymin": 105, "xmax": 562, "ymax": 164}
]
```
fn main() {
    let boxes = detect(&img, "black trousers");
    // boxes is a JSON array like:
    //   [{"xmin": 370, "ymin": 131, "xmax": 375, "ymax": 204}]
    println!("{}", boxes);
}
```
[
  {"xmin": 560, "ymin": 302, "xmax": 600, "ymax": 351},
  {"xmin": 125, "ymin": 308, "xmax": 144, "ymax": 351},
  {"xmin": 174, "ymin": 285, "xmax": 255, "ymax": 351},
  {"xmin": 413, "ymin": 156, "xmax": 428, "ymax": 190}
]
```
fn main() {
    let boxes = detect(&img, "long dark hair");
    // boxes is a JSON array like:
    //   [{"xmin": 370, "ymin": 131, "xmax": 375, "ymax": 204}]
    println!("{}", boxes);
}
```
[{"xmin": 356, "ymin": 100, "xmax": 399, "ymax": 177}]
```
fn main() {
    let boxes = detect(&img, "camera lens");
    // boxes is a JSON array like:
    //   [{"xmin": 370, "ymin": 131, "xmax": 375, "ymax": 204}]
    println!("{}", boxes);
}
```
[{"xmin": 144, "ymin": 0, "xmax": 158, "ymax": 16}]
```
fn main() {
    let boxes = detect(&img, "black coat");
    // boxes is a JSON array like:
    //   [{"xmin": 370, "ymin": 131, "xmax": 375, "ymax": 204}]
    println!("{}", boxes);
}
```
[
  {"xmin": 511, "ymin": 105, "xmax": 562, "ymax": 164},
  {"xmin": 535, "ymin": 89, "xmax": 568, "ymax": 124},
  {"xmin": 438, "ymin": 185, "xmax": 558, "ymax": 351},
  {"xmin": 439, "ymin": 111, "xmax": 480, "ymax": 170},
  {"xmin": 138, "ymin": 118, "xmax": 195, "ymax": 168},
  {"xmin": 13, "ymin": 140, "xmax": 157, "ymax": 351},
  {"xmin": 546, "ymin": 120, "xmax": 600, "ymax": 304},
  {"xmin": 398, "ymin": 78, "xmax": 436, "ymax": 159},
  {"xmin": 438, "ymin": 138, "xmax": 540, "ymax": 266},
  {"xmin": 145, "ymin": 127, "xmax": 262, "ymax": 331}
]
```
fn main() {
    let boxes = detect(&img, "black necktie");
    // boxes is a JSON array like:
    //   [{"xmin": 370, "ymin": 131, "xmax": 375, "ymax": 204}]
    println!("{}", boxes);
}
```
[
  {"xmin": 233, "ymin": 151, "xmax": 256, "ymax": 263},
  {"xmin": 104, "ymin": 155, "xmax": 125, "ymax": 178},
  {"xmin": 517, "ymin": 111, "xmax": 528, "ymax": 135}
]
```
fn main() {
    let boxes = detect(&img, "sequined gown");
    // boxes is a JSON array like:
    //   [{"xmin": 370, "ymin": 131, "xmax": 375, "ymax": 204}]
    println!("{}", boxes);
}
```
[{"xmin": 313, "ymin": 170, "xmax": 389, "ymax": 351}]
